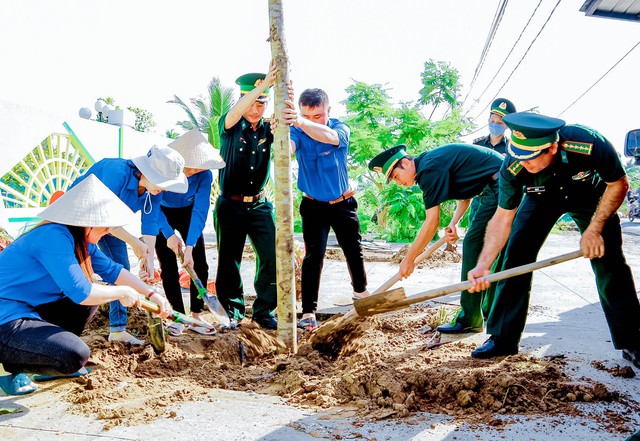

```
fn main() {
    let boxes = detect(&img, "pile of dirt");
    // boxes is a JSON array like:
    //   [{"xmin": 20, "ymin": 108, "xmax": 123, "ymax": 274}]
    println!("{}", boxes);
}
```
[
  {"xmin": 390, "ymin": 244, "xmax": 461, "ymax": 268},
  {"xmin": 68, "ymin": 304, "xmax": 638, "ymax": 435}
]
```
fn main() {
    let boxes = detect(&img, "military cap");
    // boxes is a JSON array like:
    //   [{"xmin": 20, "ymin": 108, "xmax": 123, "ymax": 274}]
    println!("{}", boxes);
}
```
[
  {"xmin": 490, "ymin": 98, "xmax": 516, "ymax": 117},
  {"xmin": 235, "ymin": 72, "xmax": 271, "ymax": 103},
  {"xmin": 368, "ymin": 145, "xmax": 408, "ymax": 183},
  {"xmin": 503, "ymin": 112, "xmax": 566, "ymax": 160}
]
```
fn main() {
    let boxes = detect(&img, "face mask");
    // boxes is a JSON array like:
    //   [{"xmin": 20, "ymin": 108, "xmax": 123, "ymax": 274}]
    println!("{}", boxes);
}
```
[{"xmin": 489, "ymin": 123, "xmax": 506, "ymax": 137}]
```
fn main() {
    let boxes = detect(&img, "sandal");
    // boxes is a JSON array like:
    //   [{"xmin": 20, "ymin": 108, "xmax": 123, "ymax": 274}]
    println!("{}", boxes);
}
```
[
  {"xmin": 33, "ymin": 367, "xmax": 91, "ymax": 382},
  {"xmin": 188, "ymin": 325, "xmax": 216, "ymax": 335},
  {"xmin": 298, "ymin": 316, "xmax": 318, "ymax": 331},
  {"xmin": 108, "ymin": 331, "xmax": 145, "ymax": 345},
  {"xmin": 166, "ymin": 322, "xmax": 185, "ymax": 336},
  {"xmin": 0, "ymin": 373, "xmax": 38, "ymax": 395}
]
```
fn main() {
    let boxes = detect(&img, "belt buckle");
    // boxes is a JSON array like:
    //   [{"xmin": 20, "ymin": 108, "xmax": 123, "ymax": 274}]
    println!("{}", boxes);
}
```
[{"xmin": 243, "ymin": 195, "xmax": 253, "ymax": 203}]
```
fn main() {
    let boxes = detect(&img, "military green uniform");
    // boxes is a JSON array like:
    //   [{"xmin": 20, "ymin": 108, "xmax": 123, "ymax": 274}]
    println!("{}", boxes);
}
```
[
  {"xmin": 413, "ymin": 144, "xmax": 504, "ymax": 328},
  {"xmin": 473, "ymin": 134, "xmax": 508, "ymax": 156},
  {"xmin": 488, "ymin": 124, "xmax": 640, "ymax": 349},
  {"xmin": 214, "ymin": 113, "xmax": 276, "ymax": 321}
]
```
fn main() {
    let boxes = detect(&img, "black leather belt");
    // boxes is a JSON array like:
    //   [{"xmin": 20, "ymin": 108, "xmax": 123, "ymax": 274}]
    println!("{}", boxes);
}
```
[
  {"xmin": 226, "ymin": 191, "xmax": 265, "ymax": 203},
  {"xmin": 303, "ymin": 190, "xmax": 352, "ymax": 205}
]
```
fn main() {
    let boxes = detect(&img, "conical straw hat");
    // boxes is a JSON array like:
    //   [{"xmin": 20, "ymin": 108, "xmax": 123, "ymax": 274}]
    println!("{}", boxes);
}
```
[
  {"xmin": 38, "ymin": 175, "xmax": 136, "ymax": 227},
  {"xmin": 169, "ymin": 129, "xmax": 225, "ymax": 170}
]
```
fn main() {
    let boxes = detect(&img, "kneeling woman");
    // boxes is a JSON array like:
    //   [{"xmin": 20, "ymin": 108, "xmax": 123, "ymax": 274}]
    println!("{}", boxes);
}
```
[{"xmin": 0, "ymin": 175, "xmax": 171, "ymax": 395}]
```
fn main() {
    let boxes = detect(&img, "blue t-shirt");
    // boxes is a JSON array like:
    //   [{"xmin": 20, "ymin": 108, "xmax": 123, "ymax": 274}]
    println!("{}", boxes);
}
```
[
  {"xmin": 149, "ymin": 170, "xmax": 213, "ymax": 246},
  {"xmin": 291, "ymin": 118, "xmax": 350, "ymax": 202},
  {"xmin": 70, "ymin": 158, "xmax": 162, "ymax": 235},
  {"xmin": 0, "ymin": 224, "xmax": 123, "ymax": 325}
]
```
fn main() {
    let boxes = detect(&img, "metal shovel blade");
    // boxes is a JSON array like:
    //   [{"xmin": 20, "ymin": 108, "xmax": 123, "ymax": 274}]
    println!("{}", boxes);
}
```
[{"xmin": 147, "ymin": 311, "xmax": 166, "ymax": 353}]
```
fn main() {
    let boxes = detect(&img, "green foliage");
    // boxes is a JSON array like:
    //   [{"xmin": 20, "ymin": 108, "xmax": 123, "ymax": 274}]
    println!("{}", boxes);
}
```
[
  {"xmin": 165, "ymin": 129, "xmax": 180, "ymax": 139},
  {"xmin": 168, "ymin": 76, "xmax": 235, "ymax": 149},
  {"xmin": 342, "ymin": 61, "xmax": 470, "ymax": 242},
  {"xmin": 127, "ymin": 107, "xmax": 157, "ymax": 133}
]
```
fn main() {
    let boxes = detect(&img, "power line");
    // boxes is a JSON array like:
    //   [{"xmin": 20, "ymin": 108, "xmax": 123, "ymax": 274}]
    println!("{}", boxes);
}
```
[
  {"xmin": 469, "ymin": 0, "xmax": 563, "ymax": 124},
  {"xmin": 557, "ymin": 39, "xmax": 640, "ymax": 117},
  {"xmin": 464, "ymin": 0, "xmax": 544, "ymax": 117},
  {"xmin": 461, "ymin": 0, "xmax": 510, "ymax": 106}
]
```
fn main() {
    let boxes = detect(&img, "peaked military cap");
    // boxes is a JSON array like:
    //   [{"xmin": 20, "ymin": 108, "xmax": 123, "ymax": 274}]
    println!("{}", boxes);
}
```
[
  {"xmin": 503, "ymin": 112, "xmax": 566, "ymax": 160},
  {"xmin": 490, "ymin": 98, "xmax": 516, "ymax": 117},
  {"xmin": 369, "ymin": 145, "xmax": 408, "ymax": 183},
  {"xmin": 235, "ymin": 72, "xmax": 271, "ymax": 103}
]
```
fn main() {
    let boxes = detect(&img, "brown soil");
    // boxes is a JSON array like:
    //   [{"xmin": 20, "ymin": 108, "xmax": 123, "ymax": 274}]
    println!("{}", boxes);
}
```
[{"xmin": 65, "ymin": 304, "xmax": 638, "ymax": 435}]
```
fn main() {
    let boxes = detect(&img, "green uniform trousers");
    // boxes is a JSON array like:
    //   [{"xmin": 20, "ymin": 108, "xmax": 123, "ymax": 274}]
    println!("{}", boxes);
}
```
[
  {"xmin": 214, "ymin": 196, "xmax": 277, "ymax": 320},
  {"xmin": 455, "ymin": 181, "xmax": 503, "ymax": 328},
  {"xmin": 487, "ymin": 193, "xmax": 640, "ymax": 349}
]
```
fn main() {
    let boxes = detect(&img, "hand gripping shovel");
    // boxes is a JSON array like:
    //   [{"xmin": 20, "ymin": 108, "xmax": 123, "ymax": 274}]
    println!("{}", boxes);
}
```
[
  {"xmin": 139, "ymin": 298, "xmax": 216, "ymax": 330},
  {"xmin": 177, "ymin": 249, "xmax": 230, "ymax": 328},
  {"xmin": 139, "ymin": 259, "xmax": 166, "ymax": 353},
  {"xmin": 354, "ymin": 250, "xmax": 583, "ymax": 317}
]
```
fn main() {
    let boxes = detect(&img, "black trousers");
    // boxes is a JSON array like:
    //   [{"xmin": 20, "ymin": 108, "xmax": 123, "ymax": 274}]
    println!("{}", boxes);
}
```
[
  {"xmin": 0, "ymin": 297, "xmax": 95, "ymax": 375},
  {"xmin": 300, "ymin": 196, "xmax": 367, "ymax": 314},
  {"xmin": 487, "ymin": 192, "xmax": 640, "ymax": 350},
  {"xmin": 213, "ymin": 196, "xmax": 277, "ymax": 320},
  {"xmin": 155, "ymin": 205, "xmax": 208, "ymax": 315}
]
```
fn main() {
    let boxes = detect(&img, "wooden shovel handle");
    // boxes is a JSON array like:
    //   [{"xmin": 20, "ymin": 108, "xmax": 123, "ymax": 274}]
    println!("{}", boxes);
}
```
[
  {"xmin": 399, "ymin": 250, "xmax": 583, "ymax": 309},
  {"xmin": 372, "ymin": 236, "xmax": 448, "ymax": 295}
]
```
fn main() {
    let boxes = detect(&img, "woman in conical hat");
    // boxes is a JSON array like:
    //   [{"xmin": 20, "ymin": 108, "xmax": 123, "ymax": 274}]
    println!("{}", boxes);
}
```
[
  {"xmin": 69, "ymin": 144, "xmax": 187, "ymax": 344},
  {"xmin": 146, "ymin": 129, "xmax": 224, "ymax": 332},
  {"xmin": 0, "ymin": 176, "xmax": 172, "ymax": 395}
]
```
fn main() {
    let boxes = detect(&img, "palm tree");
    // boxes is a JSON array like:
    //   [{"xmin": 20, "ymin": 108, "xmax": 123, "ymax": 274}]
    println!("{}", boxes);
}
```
[{"xmin": 167, "ymin": 77, "xmax": 235, "ymax": 149}]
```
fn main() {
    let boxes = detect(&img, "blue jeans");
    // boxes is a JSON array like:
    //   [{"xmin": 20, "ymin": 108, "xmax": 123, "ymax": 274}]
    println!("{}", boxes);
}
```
[{"xmin": 98, "ymin": 234, "xmax": 130, "ymax": 333}]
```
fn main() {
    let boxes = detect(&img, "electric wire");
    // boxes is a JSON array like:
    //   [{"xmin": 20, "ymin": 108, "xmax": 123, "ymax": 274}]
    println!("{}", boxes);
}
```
[
  {"xmin": 461, "ymin": 0, "xmax": 510, "ymax": 106},
  {"xmin": 557, "ymin": 39, "xmax": 640, "ymax": 117},
  {"xmin": 464, "ymin": 0, "xmax": 544, "ymax": 118},
  {"xmin": 469, "ymin": 0, "xmax": 563, "ymax": 124}
]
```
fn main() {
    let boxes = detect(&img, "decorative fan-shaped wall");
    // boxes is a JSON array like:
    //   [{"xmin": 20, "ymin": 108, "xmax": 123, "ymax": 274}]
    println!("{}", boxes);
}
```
[{"xmin": 0, "ymin": 132, "xmax": 94, "ymax": 208}]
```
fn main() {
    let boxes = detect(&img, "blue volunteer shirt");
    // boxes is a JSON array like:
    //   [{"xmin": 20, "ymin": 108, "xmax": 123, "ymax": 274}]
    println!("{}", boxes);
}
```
[
  {"xmin": 291, "ymin": 118, "xmax": 350, "ymax": 202},
  {"xmin": 0, "ymin": 224, "xmax": 123, "ymax": 325},
  {"xmin": 149, "ymin": 170, "xmax": 213, "ymax": 247},
  {"xmin": 71, "ymin": 158, "xmax": 162, "ymax": 235}
]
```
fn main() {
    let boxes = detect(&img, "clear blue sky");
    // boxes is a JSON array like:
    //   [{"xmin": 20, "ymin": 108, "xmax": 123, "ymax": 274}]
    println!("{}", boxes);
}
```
[{"xmin": 1, "ymin": 0, "xmax": 639, "ymax": 154}]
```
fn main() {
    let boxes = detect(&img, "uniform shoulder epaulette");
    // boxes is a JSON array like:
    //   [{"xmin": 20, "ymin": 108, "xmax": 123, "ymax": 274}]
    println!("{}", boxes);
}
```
[
  {"xmin": 562, "ymin": 140, "xmax": 593, "ymax": 155},
  {"xmin": 472, "ymin": 136, "xmax": 486, "ymax": 144},
  {"xmin": 507, "ymin": 161, "xmax": 523, "ymax": 176}
]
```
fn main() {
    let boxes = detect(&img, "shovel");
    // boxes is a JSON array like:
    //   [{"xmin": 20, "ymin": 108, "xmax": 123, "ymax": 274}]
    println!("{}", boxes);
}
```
[
  {"xmin": 177, "ymin": 248, "xmax": 230, "ymax": 328},
  {"xmin": 139, "ymin": 259, "xmax": 166, "ymax": 353},
  {"xmin": 139, "ymin": 298, "xmax": 216, "ymax": 330},
  {"xmin": 372, "ymin": 236, "xmax": 447, "ymax": 295},
  {"xmin": 354, "ymin": 250, "xmax": 583, "ymax": 317}
]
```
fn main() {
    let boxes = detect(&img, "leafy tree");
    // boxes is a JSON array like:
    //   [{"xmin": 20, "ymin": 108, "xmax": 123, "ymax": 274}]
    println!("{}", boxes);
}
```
[
  {"xmin": 127, "ymin": 107, "xmax": 156, "ymax": 133},
  {"xmin": 168, "ymin": 77, "xmax": 235, "ymax": 149},
  {"xmin": 419, "ymin": 59, "xmax": 461, "ymax": 120}
]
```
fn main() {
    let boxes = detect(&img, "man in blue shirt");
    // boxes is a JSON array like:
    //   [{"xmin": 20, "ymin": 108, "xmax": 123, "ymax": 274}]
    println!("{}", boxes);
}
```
[{"xmin": 281, "ymin": 88, "xmax": 368, "ymax": 330}]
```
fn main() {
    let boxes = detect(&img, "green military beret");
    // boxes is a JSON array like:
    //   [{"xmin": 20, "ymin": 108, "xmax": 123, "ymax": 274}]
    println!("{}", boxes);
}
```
[
  {"xmin": 369, "ymin": 145, "xmax": 408, "ymax": 182},
  {"xmin": 235, "ymin": 73, "xmax": 271, "ymax": 103},
  {"xmin": 491, "ymin": 98, "xmax": 516, "ymax": 117},
  {"xmin": 503, "ymin": 112, "xmax": 566, "ymax": 160}
]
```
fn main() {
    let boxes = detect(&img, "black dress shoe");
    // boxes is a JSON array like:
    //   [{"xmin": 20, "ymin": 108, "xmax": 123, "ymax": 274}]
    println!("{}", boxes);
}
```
[
  {"xmin": 471, "ymin": 336, "xmax": 518, "ymax": 359},
  {"xmin": 253, "ymin": 316, "xmax": 277, "ymax": 330},
  {"xmin": 622, "ymin": 349, "xmax": 640, "ymax": 369},
  {"xmin": 437, "ymin": 322, "xmax": 483, "ymax": 334}
]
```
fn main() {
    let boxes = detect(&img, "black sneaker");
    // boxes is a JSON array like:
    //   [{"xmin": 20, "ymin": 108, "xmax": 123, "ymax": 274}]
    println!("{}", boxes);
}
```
[
  {"xmin": 471, "ymin": 336, "xmax": 518, "ymax": 359},
  {"xmin": 622, "ymin": 349, "xmax": 640, "ymax": 369},
  {"xmin": 253, "ymin": 316, "xmax": 277, "ymax": 330}
]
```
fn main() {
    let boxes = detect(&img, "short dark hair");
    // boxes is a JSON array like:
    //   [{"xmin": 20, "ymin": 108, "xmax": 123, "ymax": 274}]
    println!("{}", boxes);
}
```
[{"xmin": 299, "ymin": 88, "xmax": 329, "ymax": 108}]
